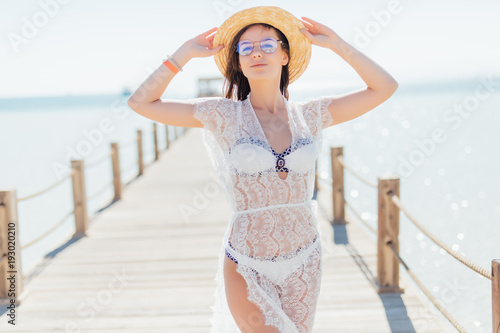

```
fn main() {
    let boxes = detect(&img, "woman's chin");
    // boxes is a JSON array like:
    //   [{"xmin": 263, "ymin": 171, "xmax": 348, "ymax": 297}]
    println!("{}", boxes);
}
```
[{"xmin": 245, "ymin": 72, "xmax": 276, "ymax": 82}]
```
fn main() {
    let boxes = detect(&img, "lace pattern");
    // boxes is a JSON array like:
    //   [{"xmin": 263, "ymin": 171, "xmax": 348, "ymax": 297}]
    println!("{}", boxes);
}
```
[
  {"xmin": 298, "ymin": 95, "xmax": 335, "ymax": 135},
  {"xmin": 190, "ymin": 93, "xmax": 335, "ymax": 332}
]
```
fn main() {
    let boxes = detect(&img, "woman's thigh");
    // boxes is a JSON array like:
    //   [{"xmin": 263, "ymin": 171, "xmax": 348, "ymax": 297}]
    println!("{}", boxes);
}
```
[
  {"xmin": 279, "ymin": 249, "xmax": 322, "ymax": 333},
  {"xmin": 223, "ymin": 256, "xmax": 280, "ymax": 333}
]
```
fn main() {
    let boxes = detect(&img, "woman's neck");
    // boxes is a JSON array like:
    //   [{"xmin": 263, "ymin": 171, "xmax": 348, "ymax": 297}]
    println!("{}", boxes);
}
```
[{"xmin": 248, "ymin": 79, "xmax": 285, "ymax": 114}]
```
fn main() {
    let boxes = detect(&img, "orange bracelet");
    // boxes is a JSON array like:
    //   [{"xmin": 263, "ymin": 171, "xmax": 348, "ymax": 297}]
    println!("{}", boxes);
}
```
[{"xmin": 163, "ymin": 60, "xmax": 179, "ymax": 74}]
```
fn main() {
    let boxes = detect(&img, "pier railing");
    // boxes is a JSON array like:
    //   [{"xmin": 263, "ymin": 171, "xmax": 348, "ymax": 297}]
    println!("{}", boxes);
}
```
[
  {"xmin": 0, "ymin": 124, "xmax": 189, "ymax": 304},
  {"xmin": 320, "ymin": 146, "xmax": 499, "ymax": 333}
]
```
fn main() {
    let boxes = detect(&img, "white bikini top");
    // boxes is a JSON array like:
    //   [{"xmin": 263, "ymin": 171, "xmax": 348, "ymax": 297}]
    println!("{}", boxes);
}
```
[{"xmin": 227, "ymin": 136, "xmax": 317, "ymax": 175}]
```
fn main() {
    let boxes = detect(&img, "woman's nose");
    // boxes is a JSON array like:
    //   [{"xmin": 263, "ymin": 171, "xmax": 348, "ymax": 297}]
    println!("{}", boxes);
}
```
[{"xmin": 252, "ymin": 50, "xmax": 263, "ymax": 58}]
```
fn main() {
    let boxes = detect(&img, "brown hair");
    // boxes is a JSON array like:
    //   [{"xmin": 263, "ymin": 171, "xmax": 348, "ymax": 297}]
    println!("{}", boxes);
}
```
[{"xmin": 222, "ymin": 23, "xmax": 290, "ymax": 101}]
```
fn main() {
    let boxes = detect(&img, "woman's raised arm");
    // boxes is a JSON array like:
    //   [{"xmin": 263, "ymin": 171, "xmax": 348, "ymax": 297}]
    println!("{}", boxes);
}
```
[{"xmin": 127, "ymin": 27, "xmax": 225, "ymax": 128}]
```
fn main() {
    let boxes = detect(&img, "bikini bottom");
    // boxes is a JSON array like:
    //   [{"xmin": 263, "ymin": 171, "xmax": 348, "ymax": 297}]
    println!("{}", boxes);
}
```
[{"xmin": 224, "ymin": 235, "xmax": 320, "ymax": 285}]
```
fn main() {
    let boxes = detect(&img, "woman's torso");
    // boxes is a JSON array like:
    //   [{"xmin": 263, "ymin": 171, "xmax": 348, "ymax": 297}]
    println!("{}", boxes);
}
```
[{"xmin": 221, "ymin": 93, "xmax": 322, "ymax": 258}]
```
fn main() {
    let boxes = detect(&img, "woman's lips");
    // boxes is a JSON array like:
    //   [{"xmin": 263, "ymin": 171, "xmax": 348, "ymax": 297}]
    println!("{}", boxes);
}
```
[{"xmin": 251, "ymin": 64, "xmax": 267, "ymax": 67}]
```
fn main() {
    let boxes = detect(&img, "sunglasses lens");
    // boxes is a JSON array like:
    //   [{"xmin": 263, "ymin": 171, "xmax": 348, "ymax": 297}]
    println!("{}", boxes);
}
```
[
  {"xmin": 261, "ymin": 38, "xmax": 277, "ymax": 53},
  {"xmin": 237, "ymin": 38, "xmax": 279, "ymax": 55},
  {"xmin": 237, "ymin": 40, "xmax": 253, "ymax": 56}
]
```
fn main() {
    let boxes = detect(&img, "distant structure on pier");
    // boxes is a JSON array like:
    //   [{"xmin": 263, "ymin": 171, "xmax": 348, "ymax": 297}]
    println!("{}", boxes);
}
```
[{"xmin": 197, "ymin": 77, "xmax": 224, "ymax": 97}]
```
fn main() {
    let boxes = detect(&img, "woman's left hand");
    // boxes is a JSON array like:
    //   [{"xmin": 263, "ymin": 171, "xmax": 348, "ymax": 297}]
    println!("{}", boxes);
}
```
[{"xmin": 299, "ymin": 17, "xmax": 342, "ymax": 49}]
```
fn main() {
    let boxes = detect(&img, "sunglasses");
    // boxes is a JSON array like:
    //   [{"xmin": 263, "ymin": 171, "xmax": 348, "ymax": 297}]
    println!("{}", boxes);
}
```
[{"xmin": 235, "ymin": 37, "xmax": 284, "ymax": 56}]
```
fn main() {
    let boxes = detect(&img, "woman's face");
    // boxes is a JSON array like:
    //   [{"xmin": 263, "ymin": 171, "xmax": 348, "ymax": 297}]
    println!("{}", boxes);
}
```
[{"xmin": 238, "ymin": 25, "xmax": 289, "ymax": 82}]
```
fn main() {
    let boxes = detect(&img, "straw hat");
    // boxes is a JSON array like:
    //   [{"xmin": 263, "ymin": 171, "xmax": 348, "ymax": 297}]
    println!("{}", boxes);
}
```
[{"xmin": 213, "ymin": 6, "xmax": 312, "ymax": 84}]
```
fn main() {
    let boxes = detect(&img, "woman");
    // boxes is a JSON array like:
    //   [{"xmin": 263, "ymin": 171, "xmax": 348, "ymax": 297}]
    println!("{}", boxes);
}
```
[{"xmin": 128, "ymin": 6, "xmax": 398, "ymax": 333}]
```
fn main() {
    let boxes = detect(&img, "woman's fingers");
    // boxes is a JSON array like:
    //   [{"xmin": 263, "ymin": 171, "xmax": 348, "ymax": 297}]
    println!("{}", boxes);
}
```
[
  {"xmin": 202, "ymin": 27, "xmax": 218, "ymax": 37},
  {"xmin": 301, "ymin": 16, "xmax": 320, "ymax": 25},
  {"xmin": 214, "ymin": 44, "xmax": 224, "ymax": 53},
  {"xmin": 302, "ymin": 23, "xmax": 313, "ymax": 30},
  {"xmin": 189, "ymin": 27, "xmax": 225, "ymax": 57},
  {"xmin": 301, "ymin": 19, "xmax": 314, "ymax": 28},
  {"xmin": 301, "ymin": 17, "xmax": 325, "ymax": 32},
  {"xmin": 300, "ymin": 21, "xmax": 319, "ymax": 33},
  {"xmin": 207, "ymin": 32, "xmax": 224, "ymax": 50},
  {"xmin": 201, "ymin": 28, "xmax": 218, "ymax": 47}
]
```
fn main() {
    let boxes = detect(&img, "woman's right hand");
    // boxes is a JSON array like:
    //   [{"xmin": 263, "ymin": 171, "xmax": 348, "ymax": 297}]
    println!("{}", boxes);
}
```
[{"xmin": 182, "ymin": 27, "xmax": 225, "ymax": 59}]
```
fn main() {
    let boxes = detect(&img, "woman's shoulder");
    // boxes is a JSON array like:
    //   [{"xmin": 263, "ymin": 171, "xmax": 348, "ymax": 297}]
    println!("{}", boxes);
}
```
[
  {"xmin": 186, "ymin": 95, "xmax": 238, "ymax": 109},
  {"xmin": 293, "ymin": 94, "xmax": 337, "ymax": 112},
  {"xmin": 295, "ymin": 94, "xmax": 334, "ymax": 105},
  {"xmin": 190, "ymin": 95, "xmax": 240, "ymax": 106}
]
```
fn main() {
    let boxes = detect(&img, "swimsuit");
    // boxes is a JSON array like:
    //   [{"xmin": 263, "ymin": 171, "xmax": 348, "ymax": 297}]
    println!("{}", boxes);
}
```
[
  {"xmin": 191, "ymin": 91, "xmax": 335, "ymax": 333},
  {"xmin": 225, "ymin": 219, "xmax": 320, "ymax": 286},
  {"xmin": 227, "ymin": 136, "xmax": 316, "ymax": 174}
]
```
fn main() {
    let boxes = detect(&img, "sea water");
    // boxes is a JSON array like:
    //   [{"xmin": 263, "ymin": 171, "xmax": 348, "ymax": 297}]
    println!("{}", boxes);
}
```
[{"xmin": 309, "ymin": 77, "xmax": 500, "ymax": 333}]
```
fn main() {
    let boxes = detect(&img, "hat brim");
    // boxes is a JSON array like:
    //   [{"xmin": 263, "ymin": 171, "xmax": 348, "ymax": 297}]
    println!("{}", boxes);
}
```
[{"xmin": 213, "ymin": 6, "xmax": 311, "ymax": 84}]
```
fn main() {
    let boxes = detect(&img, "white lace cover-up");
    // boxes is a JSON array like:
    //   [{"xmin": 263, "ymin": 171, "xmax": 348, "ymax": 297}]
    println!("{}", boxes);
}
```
[{"xmin": 190, "ymin": 91, "xmax": 335, "ymax": 333}]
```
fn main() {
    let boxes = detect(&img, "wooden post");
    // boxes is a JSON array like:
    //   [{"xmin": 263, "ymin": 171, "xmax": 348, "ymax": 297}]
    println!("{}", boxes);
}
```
[
  {"xmin": 165, "ymin": 125, "xmax": 170, "ymax": 150},
  {"xmin": 0, "ymin": 189, "xmax": 23, "ymax": 303},
  {"xmin": 377, "ymin": 175, "xmax": 404, "ymax": 293},
  {"xmin": 71, "ymin": 160, "xmax": 88, "ymax": 236},
  {"xmin": 330, "ymin": 147, "xmax": 345, "ymax": 225},
  {"xmin": 110, "ymin": 143, "xmax": 122, "ymax": 200},
  {"xmin": 137, "ymin": 130, "xmax": 144, "ymax": 175},
  {"xmin": 153, "ymin": 123, "xmax": 159, "ymax": 161},
  {"xmin": 493, "ymin": 259, "xmax": 500, "ymax": 333}
]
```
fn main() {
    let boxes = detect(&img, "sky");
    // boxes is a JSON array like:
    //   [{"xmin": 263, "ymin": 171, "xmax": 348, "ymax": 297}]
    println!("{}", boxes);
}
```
[{"xmin": 1, "ymin": 0, "xmax": 499, "ymax": 98}]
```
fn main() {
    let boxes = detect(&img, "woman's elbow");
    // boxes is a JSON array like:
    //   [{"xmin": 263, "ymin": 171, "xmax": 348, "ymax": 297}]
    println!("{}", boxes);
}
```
[
  {"xmin": 388, "ymin": 76, "xmax": 399, "ymax": 91},
  {"xmin": 383, "ymin": 79, "xmax": 399, "ymax": 97},
  {"xmin": 127, "ymin": 96, "xmax": 143, "ymax": 112}
]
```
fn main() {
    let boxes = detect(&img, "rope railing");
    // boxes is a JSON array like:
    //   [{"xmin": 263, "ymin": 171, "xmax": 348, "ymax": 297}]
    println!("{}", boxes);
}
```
[
  {"xmin": 86, "ymin": 181, "xmax": 114, "ymax": 202},
  {"xmin": 21, "ymin": 209, "xmax": 74, "ymax": 250},
  {"xmin": 390, "ymin": 193, "xmax": 492, "ymax": 280},
  {"xmin": 335, "ymin": 149, "xmax": 492, "ymax": 280},
  {"xmin": 386, "ymin": 242, "xmax": 469, "ymax": 333},
  {"xmin": 121, "ymin": 138, "xmax": 137, "ymax": 148},
  {"xmin": 340, "ymin": 195, "xmax": 377, "ymax": 234},
  {"xmin": 85, "ymin": 152, "xmax": 112, "ymax": 169},
  {"xmin": 120, "ymin": 161, "xmax": 138, "ymax": 176},
  {"xmin": 17, "ymin": 170, "xmax": 76, "ymax": 202},
  {"xmin": 326, "ymin": 145, "xmax": 499, "ymax": 332},
  {"xmin": 316, "ymin": 175, "xmax": 332, "ymax": 193},
  {"xmin": 337, "ymin": 155, "xmax": 377, "ymax": 188},
  {"xmin": 0, "ymin": 123, "xmax": 188, "ymax": 300}
]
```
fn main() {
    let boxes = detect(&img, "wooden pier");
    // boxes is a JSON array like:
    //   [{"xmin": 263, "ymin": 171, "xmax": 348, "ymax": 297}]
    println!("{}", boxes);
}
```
[{"xmin": 0, "ymin": 128, "xmax": 451, "ymax": 332}]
